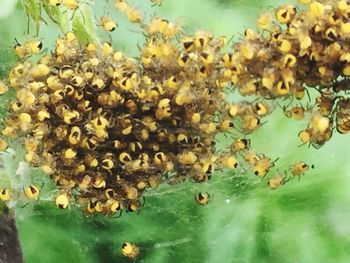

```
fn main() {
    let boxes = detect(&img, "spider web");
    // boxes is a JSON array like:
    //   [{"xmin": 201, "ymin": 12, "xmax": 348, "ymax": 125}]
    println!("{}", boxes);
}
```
[
  {"xmin": 2, "ymin": 0, "xmax": 350, "ymax": 262},
  {"xmin": 7, "ymin": 111, "xmax": 350, "ymax": 263}
]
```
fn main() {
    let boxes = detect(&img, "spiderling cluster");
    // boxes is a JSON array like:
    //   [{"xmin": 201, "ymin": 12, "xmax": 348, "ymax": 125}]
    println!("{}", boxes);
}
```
[
  {"xmin": 3, "ymin": 0, "xmax": 349, "ymax": 213},
  {"xmin": 230, "ymin": 0, "xmax": 350, "ymax": 148},
  {"xmin": 1, "ymin": 26, "xmax": 245, "ymax": 214}
]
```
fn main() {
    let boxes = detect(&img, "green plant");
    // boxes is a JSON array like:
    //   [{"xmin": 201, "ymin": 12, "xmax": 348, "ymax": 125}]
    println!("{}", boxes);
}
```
[{"xmin": 1, "ymin": 1, "xmax": 350, "ymax": 262}]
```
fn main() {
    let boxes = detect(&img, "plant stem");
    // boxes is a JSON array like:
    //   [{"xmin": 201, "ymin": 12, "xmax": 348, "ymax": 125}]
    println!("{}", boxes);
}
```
[{"xmin": 0, "ymin": 204, "xmax": 24, "ymax": 263}]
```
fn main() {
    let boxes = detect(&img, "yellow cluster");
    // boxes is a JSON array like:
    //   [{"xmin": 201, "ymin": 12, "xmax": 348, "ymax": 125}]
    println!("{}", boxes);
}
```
[
  {"xmin": 225, "ymin": 0, "xmax": 350, "ymax": 147},
  {"xmin": 2, "ymin": 28, "xmax": 241, "ymax": 214},
  {"xmin": 5, "ymin": 0, "xmax": 344, "ymax": 212}
]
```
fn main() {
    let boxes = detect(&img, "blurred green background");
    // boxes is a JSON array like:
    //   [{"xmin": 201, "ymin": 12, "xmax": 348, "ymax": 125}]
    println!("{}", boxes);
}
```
[{"xmin": 1, "ymin": 0, "xmax": 350, "ymax": 262}]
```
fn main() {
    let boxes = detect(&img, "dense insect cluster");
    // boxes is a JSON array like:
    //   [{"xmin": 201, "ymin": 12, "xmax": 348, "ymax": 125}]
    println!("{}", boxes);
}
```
[
  {"xmin": 1, "ymin": 27, "xmax": 243, "ymax": 214},
  {"xmin": 5, "ymin": 0, "xmax": 346, "ymax": 212},
  {"xmin": 0, "ymin": 1, "xmax": 337, "ymax": 262},
  {"xmin": 226, "ymin": 0, "xmax": 350, "ymax": 148},
  {"xmin": 2, "ymin": 0, "xmax": 328, "ymax": 214}
]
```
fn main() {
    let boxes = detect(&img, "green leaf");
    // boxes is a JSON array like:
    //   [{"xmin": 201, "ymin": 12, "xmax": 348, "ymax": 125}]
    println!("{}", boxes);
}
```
[
  {"xmin": 0, "ymin": 1, "xmax": 349, "ymax": 263},
  {"xmin": 72, "ymin": 5, "xmax": 99, "ymax": 44},
  {"xmin": 21, "ymin": 0, "xmax": 42, "ymax": 35}
]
